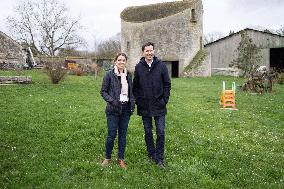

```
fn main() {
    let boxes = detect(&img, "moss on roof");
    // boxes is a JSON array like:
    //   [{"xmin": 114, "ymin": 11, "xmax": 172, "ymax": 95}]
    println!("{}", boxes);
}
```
[{"xmin": 121, "ymin": 0, "xmax": 196, "ymax": 23}]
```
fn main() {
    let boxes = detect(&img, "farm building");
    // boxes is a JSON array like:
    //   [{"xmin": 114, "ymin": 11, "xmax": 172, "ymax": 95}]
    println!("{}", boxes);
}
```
[
  {"xmin": 205, "ymin": 28, "xmax": 284, "ymax": 75},
  {"xmin": 120, "ymin": 0, "xmax": 204, "ymax": 77},
  {"xmin": 0, "ymin": 31, "xmax": 26, "ymax": 69}
]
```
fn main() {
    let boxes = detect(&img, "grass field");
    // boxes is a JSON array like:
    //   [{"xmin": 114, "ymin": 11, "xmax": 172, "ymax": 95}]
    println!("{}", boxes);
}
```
[{"xmin": 0, "ymin": 70, "xmax": 283, "ymax": 188}]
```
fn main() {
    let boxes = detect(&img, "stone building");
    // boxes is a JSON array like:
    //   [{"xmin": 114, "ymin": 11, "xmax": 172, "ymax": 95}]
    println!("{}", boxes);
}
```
[
  {"xmin": 205, "ymin": 28, "xmax": 284, "ymax": 75},
  {"xmin": 120, "ymin": 0, "xmax": 203, "ymax": 77},
  {"xmin": 0, "ymin": 31, "xmax": 26, "ymax": 69}
]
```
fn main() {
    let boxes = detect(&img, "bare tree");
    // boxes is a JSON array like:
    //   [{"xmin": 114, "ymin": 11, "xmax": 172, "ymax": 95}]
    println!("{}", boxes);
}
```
[
  {"xmin": 204, "ymin": 32, "xmax": 225, "ymax": 45},
  {"xmin": 7, "ymin": 0, "xmax": 84, "ymax": 56},
  {"xmin": 57, "ymin": 46, "xmax": 86, "ymax": 57},
  {"xmin": 95, "ymin": 33, "xmax": 121, "ymax": 59}
]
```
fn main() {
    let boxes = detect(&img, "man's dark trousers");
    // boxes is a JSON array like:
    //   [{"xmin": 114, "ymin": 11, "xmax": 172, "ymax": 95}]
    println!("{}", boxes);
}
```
[{"xmin": 142, "ymin": 115, "xmax": 165, "ymax": 162}]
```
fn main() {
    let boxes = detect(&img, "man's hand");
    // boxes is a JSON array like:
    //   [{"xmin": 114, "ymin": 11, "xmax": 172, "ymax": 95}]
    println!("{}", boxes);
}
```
[{"xmin": 111, "ymin": 100, "xmax": 120, "ymax": 107}]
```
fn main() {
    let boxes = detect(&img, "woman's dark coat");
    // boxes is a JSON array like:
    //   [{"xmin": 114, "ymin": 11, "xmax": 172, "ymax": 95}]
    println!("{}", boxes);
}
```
[
  {"xmin": 133, "ymin": 56, "xmax": 171, "ymax": 117},
  {"xmin": 101, "ymin": 69, "xmax": 135, "ymax": 115}
]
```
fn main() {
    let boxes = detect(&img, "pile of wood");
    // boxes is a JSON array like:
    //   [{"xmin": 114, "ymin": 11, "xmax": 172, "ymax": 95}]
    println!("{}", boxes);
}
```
[{"xmin": 0, "ymin": 76, "xmax": 32, "ymax": 84}]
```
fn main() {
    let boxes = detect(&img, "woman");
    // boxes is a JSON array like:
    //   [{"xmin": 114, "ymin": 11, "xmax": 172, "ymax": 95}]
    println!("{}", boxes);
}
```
[{"xmin": 100, "ymin": 53, "xmax": 135, "ymax": 168}]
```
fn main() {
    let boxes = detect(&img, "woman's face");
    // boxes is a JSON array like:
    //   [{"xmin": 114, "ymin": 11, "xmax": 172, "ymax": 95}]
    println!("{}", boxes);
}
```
[{"xmin": 115, "ymin": 55, "xmax": 126, "ymax": 70}]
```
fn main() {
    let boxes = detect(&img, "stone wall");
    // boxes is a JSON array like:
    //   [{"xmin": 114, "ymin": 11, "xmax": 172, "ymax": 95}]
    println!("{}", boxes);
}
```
[
  {"xmin": 182, "ymin": 50, "xmax": 211, "ymax": 77},
  {"xmin": 0, "ymin": 31, "xmax": 25, "ymax": 69},
  {"xmin": 188, "ymin": 54, "xmax": 211, "ymax": 77},
  {"xmin": 65, "ymin": 57, "xmax": 94, "ymax": 65},
  {"xmin": 38, "ymin": 56, "xmax": 96, "ymax": 68},
  {"xmin": 121, "ymin": 0, "xmax": 203, "ymax": 76}
]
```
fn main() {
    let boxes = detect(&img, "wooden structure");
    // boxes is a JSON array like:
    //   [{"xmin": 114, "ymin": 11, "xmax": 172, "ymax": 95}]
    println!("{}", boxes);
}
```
[{"xmin": 0, "ymin": 76, "xmax": 32, "ymax": 84}]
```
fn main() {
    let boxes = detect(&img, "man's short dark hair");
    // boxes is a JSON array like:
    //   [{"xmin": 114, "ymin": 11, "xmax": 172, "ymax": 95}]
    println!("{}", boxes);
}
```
[{"xmin": 142, "ymin": 42, "xmax": 155, "ymax": 51}]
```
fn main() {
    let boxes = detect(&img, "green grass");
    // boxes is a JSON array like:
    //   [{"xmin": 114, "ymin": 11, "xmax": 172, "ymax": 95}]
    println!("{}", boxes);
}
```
[{"xmin": 1, "ymin": 70, "xmax": 283, "ymax": 188}]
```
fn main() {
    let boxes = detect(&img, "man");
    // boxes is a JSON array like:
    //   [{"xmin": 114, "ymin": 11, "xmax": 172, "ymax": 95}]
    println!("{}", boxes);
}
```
[{"xmin": 133, "ymin": 42, "xmax": 171, "ymax": 169}]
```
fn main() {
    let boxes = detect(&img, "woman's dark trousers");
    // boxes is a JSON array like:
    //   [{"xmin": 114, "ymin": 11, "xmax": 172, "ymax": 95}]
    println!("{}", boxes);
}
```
[{"xmin": 105, "ymin": 106, "xmax": 130, "ymax": 160}]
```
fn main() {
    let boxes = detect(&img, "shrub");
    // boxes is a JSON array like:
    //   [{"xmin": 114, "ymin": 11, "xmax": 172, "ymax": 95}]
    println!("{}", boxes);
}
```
[
  {"xmin": 88, "ymin": 63, "xmax": 103, "ymax": 79},
  {"xmin": 276, "ymin": 72, "xmax": 284, "ymax": 84},
  {"xmin": 242, "ymin": 68, "xmax": 276, "ymax": 93},
  {"xmin": 74, "ymin": 67, "xmax": 84, "ymax": 76},
  {"xmin": 42, "ymin": 57, "xmax": 67, "ymax": 84}
]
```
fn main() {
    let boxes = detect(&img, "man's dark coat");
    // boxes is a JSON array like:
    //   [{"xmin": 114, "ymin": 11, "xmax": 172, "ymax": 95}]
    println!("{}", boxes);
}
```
[{"xmin": 133, "ymin": 56, "xmax": 171, "ymax": 117}]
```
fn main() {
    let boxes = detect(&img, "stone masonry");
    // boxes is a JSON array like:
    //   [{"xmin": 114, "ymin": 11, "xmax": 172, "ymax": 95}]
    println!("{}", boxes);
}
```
[
  {"xmin": 120, "ymin": 0, "xmax": 203, "ymax": 77},
  {"xmin": 0, "ymin": 31, "xmax": 25, "ymax": 69}
]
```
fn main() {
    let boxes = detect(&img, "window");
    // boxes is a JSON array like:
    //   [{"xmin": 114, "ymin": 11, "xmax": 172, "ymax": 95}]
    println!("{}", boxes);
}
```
[{"xmin": 190, "ymin": 9, "xmax": 197, "ymax": 23}]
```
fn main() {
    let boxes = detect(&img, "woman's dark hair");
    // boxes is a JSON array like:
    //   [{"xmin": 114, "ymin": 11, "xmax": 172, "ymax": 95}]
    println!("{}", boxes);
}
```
[
  {"xmin": 114, "ymin": 53, "xmax": 128, "ymax": 62},
  {"xmin": 142, "ymin": 42, "xmax": 155, "ymax": 51}
]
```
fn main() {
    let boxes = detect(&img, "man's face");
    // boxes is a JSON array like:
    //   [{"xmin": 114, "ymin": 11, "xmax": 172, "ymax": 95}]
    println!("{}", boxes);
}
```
[{"xmin": 143, "ymin": 45, "xmax": 154, "ymax": 62}]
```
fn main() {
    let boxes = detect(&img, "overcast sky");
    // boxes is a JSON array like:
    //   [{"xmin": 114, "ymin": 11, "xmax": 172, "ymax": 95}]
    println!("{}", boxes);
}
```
[{"xmin": 0, "ymin": 0, "xmax": 283, "ymax": 50}]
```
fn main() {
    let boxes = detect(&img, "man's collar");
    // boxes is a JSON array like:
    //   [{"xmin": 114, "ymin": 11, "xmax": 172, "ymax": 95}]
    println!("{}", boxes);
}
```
[{"xmin": 145, "ymin": 59, "xmax": 153, "ymax": 67}]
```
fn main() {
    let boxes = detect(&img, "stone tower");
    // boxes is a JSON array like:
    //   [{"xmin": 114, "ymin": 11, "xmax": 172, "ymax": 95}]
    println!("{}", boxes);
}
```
[{"xmin": 120, "ymin": 0, "xmax": 203, "ymax": 77}]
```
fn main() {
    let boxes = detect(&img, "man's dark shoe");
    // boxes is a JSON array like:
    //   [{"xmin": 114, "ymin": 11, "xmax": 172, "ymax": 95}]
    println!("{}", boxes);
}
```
[{"xmin": 157, "ymin": 161, "xmax": 165, "ymax": 169}]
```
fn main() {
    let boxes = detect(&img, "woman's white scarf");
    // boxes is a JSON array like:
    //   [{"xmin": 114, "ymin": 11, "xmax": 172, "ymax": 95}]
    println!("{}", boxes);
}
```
[{"xmin": 114, "ymin": 65, "xmax": 128, "ymax": 98}]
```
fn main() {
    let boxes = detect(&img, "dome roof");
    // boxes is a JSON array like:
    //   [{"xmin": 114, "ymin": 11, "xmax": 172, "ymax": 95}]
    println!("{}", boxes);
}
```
[{"xmin": 120, "ymin": 1, "xmax": 197, "ymax": 23}]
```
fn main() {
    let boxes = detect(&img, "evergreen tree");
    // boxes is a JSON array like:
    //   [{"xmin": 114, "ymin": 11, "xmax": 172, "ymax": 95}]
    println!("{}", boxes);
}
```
[{"xmin": 230, "ymin": 31, "xmax": 262, "ymax": 78}]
